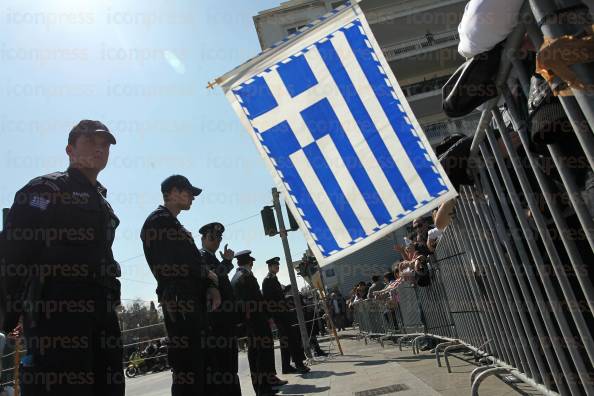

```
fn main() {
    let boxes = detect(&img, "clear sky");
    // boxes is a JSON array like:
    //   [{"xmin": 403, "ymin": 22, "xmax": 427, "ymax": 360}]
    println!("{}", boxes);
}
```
[{"xmin": 0, "ymin": 0, "xmax": 308, "ymax": 303}]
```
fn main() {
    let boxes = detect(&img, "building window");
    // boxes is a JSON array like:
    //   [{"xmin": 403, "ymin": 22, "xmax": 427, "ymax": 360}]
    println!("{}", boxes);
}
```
[
  {"xmin": 325, "ymin": 269, "xmax": 336, "ymax": 277},
  {"xmin": 287, "ymin": 25, "xmax": 307, "ymax": 35}
]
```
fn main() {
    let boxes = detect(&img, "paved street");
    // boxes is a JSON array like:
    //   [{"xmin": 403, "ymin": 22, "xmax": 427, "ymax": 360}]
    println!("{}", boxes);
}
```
[{"xmin": 126, "ymin": 332, "xmax": 540, "ymax": 396}]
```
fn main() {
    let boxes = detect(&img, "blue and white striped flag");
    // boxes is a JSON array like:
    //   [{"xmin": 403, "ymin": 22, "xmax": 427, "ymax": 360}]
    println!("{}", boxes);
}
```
[{"xmin": 216, "ymin": 2, "xmax": 457, "ymax": 264}]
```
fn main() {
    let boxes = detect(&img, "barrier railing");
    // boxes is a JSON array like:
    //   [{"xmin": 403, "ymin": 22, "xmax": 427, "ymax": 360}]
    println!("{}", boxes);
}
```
[
  {"xmin": 354, "ymin": 0, "xmax": 594, "ymax": 394},
  {"xmin": 382, "ymin": 29, "xmax": 460, "ymax": 61}
]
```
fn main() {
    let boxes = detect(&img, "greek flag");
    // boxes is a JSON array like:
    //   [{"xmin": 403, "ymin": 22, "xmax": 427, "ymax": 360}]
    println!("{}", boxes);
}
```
[{"xmin": 216, "ymin": 2, "xmax": 457, "ymax": 264}]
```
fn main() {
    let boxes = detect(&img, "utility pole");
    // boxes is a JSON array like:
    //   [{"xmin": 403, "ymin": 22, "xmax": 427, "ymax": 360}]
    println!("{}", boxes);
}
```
[{"xmin": 271, "ymin": 188, "xmax": 313, "ymax": 359}]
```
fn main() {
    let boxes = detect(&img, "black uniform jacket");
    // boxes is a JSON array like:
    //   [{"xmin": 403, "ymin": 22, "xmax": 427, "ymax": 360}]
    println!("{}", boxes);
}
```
[
  {"xmin": 261, "ymin": 273, "xmax": 290, "ymax": 323},
  {"xmin": 1, "ymin": 168, "xmax": 121, "ymax": 332},
  {"xmin": 140, "ymin": 205, "xmax": 215, "ymax": 304},
  {"xmin": 231, "ymin": 267, "xmax": 270, "ymax": 327},
  {"xmin": 200, "ymin": 249, "xmax": 240, "ymax": 328}
]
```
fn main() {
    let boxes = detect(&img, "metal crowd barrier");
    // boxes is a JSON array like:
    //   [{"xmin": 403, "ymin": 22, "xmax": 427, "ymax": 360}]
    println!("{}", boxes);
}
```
[
  {"xmin": 353, "ymin": 0, "xmax": 594, "ymax": 394},
  {"xmin": 0, "ymin": 335, "xmax": 18, "ymax": 392}
]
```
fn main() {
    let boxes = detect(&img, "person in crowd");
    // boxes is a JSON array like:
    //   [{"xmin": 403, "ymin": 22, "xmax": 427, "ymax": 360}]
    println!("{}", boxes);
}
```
[
  {"xmin": 366, "ymin": 275, "xmax": 385, "ymax": 299},
  {"xmin": 457, "ymin": 0, "xmax": 524, "ymax": 59},
  {"xmin": 329, "ymin": 292, "xmax": 347, "ymax": 332},
  {"xmin": 143, "ymin": 341, "xmax": 158, "ymax": 357},
  {"xmin": 374, "ymin": 265, "xmax": 402, "ymax": 300},
  {"xmin": 433, "ymin": 199, "xmax": 457, "ymax": 231},
  {"xmin": 141, "ymin": 175, "xmax": 221, "ymax": 396},
  {"xmin": 382, "ymin": 271, "xmax": 396, "ymax": 289},
  {"xmin": 412, "ymin": 217, "xmax": 431, "ymax": 244},
  {"xmin": 231, "ymin": 251, "xmax": 287, "ymax": 396},
  {"xmin": 199, "ymin": 222, "xmax": 242, "ymax": 395},
  {"xmin": 378, "ymin": 270, "xmax": 399, "ymax": 330},
  {"xmin": 358, "ymin": 282, "xmax": 369, "ymax": 300},
  {"xmin": 347, "ymin": 286, "xmax": 365, "ymax": 309},
  {"xmin": 344, "ymin": 287, "xmax": 357, "ymax": 324},
  {"xmin": 426, "ymin": 225, "xmax": 444, "ymax": 253},
  {"xmin": 1, "ymin": 120, "xmax": 124, "ymax": 396},
  {"xmin": 395, "ymin": 241, "xmax": 420, "ymax": 262},
  {"xmin": 399, "ymin": 255, "xmax": 431, "ymax": 288},
  {"xmin": 262, "ymin": 257, "xmax": 309, "ymax": 375}
]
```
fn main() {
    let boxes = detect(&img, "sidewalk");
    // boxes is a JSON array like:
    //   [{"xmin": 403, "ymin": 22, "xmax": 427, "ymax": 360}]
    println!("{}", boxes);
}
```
[{"xmin": 252, "ymin": 330, "xmax": 541, "ymax": 396}]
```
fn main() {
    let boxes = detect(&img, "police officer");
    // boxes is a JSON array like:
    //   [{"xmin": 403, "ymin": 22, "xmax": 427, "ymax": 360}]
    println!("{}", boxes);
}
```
[
  {"xmin": 140, "ymin": 175, "xmax": 221, "ymax": 396},
  {"xmin": 285, "ymin": 288, "xmax": 328, "ymax": 357},
  {"xmin": 262, "ymin": 257, "xmax": 309, "ymax": 374},
  {"xmin": 230, "ymin": 251, "xmax": 286, "ymax": 396},
  {"xmin": 199, "ymin": 222, "xmax": 241, "ymax": 395},
  {"xmin": 1, "ymin": 120, "xmax": 124, "ymax": 395}
]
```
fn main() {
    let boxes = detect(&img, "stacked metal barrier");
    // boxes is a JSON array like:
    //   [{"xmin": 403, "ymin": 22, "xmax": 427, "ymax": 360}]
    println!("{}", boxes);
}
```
[
  {"xmin": 352, "ymin": 0, "xmax": 594, "ymax": 394},
  {"xmin": 416, "ymin": 271, "xmax": 456, "ymax": 338},
  {"xmin": 353, "ymin": 299, "xmax": 400, "ymax": 342}
]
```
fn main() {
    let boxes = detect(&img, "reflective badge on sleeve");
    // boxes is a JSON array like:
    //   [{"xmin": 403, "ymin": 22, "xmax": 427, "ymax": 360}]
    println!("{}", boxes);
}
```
[{"xmin": 29, "ymin": 196, "xmax": 50, "ymax": 211}]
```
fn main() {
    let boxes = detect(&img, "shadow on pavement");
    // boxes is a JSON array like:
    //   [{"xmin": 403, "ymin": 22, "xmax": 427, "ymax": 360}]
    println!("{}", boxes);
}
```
[
  {"xmin": 302, "ymin": 370, "xmax": 356, "ymax": 379},
  {"xmin": 278, "ymin": 384, "xmax": 331, "ymax": 394},
  {"xmin": 327, "ymin": 355, "xmax": 434, "ymax": 366},
  {"xmin": 383, "ymin": 355, "xmax": 436, "ymax": 361},
  {"xmin": 354, "ymin": 360, "xmax": 395, "ymax": 366}
]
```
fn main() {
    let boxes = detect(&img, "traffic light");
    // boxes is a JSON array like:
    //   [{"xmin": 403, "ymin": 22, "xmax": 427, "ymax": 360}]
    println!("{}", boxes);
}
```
[
  {"xmin": 261, "ymin": 206, "xmax": 278, "ymax": 236},
  {"xmin": 298, "ymin": 253, "xmax": 319, "ymax": 278},
  {"xmin": 286, "ymin": 204, "xmax": 299, "ymax": 231}
]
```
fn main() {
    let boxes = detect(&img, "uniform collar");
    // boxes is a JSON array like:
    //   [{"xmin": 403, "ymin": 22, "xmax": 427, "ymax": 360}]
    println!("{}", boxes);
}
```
[
  {"xmin": 238, "ymin": 266, "xmax": 252, "ymax": 275},
  {"xmin": 267, "ymin": 271, "xmax": 277, "ymax": 278},
  {"xmin": 157, "ymin": 205, "xmax": 179, "ymax": 222},
  {"xmin": 157, "ymin": 205, "xmax": 185, "ymax": 229},
  {"xmin": 67, "ymin": 167, "xmax": 107, "ymax": 197}
]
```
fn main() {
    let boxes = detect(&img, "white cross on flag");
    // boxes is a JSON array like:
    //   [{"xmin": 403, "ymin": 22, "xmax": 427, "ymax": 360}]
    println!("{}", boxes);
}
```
[{"xmin": 215, "ymin": 1, "xmax": 457, "ymax": 265}]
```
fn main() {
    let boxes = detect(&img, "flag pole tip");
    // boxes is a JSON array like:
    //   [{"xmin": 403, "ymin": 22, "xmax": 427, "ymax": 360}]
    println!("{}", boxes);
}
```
[{"xmin": 206, "ymin": 80, "xmax": 219, "ymax": 90}]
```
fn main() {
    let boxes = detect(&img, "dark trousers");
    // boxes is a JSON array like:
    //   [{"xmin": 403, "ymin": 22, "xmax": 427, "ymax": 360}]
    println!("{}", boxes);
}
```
[
  {"xmin": 205, "ymin": 325, "xmax": 241, "ymax": 396},
  {"xmin": 163, "ymin": 299, "xmax": 207, "ymax": 396},
  {"xmin": 332, "ymin": 313, "xmax": 346, "ymax": 331},
  {"xmin": 276, "ymin": 318, "xmax": 305, "ymax": 369},
  {"xmin": 246, "ymin": 319, "xmax": 276, "ymax": 395},
  {"xmin": 21, "ymin": 282, "xmax": 124, "ymax": 396}
]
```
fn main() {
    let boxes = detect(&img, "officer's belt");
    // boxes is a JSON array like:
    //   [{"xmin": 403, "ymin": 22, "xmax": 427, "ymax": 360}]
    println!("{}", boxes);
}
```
[{"xmin": 27, "ymin": 246, "xmax": 119, "ymax": 288}]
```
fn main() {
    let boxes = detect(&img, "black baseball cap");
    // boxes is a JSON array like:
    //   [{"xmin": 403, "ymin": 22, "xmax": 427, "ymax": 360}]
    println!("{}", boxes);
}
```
[
  {"xmin": 161, "ymin": 175, "xmax": 202, "ymax": 196},
  {"xmin": 69, "ymin": 120, "xmax": 116, "ymax": 145}
]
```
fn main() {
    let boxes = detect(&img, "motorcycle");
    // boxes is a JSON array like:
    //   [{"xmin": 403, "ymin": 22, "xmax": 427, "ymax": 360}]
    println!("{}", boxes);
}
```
[
  {"xmin": 125, "ymin": 351, "xmax": 145, "ymax": 378},
  {"xmin": 125, "ymin": 347, "xmax": 168, "ymax": 378}
]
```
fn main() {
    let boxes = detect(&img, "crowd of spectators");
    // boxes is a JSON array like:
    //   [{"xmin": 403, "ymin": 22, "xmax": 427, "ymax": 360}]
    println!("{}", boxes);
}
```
[{"xmin": 338, "ymin": 211, "xmax": 447, "ymax": 343}]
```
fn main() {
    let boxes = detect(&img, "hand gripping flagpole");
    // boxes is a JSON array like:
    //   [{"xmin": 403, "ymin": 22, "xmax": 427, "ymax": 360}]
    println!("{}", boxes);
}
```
[{"xmin": 271, "ymin": 188, "xmax": 313, "ymax": 360}]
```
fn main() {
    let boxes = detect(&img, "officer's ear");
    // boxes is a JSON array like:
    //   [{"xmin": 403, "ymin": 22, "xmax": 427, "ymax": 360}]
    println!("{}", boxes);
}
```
[{"xmin": 66, "ymin": 143, "xmax": 81, "ymax": 165}]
